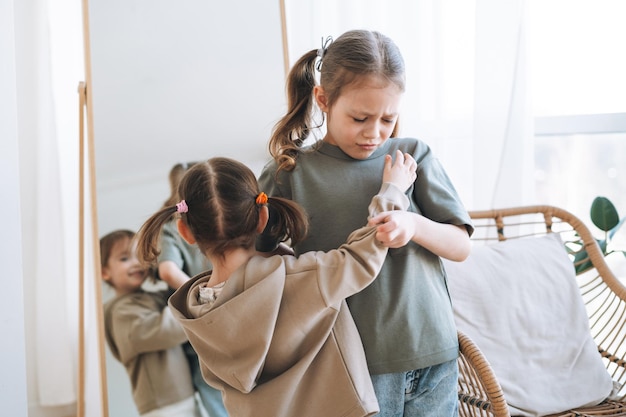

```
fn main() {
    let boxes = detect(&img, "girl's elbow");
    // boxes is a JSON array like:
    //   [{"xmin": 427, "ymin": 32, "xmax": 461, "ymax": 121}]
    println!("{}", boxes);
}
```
[
  {"xmin": 448, "ymin": 232, "xmax": 472, "ymax": 262},
  {"xmin": 449, "ymin": 242, "xmax": 471, "ymax": 262}
]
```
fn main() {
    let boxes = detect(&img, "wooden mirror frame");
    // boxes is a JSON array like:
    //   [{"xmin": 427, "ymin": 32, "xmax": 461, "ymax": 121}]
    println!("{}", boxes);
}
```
[{"xmin": 78, "ymin": 0, "xmax": 108, "ymax": 414}]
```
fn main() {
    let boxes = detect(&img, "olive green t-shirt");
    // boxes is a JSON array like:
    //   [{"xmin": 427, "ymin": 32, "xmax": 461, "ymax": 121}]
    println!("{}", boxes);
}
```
[
  {"xmin": 158, "ymin": 220, "xmax": 211, "ymax": 279},
  {"xmin": 258, "ymin": 138, "xmax": 473, "ymax": 375}
]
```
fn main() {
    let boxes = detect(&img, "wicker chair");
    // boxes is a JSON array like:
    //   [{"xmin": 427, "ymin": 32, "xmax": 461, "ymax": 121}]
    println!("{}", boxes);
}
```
[{"xmin": 456, "ymin": 205, "xmax": 626, "ymax": 417}]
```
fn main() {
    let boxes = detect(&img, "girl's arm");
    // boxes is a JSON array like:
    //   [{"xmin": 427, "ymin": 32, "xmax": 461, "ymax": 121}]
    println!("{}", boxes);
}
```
[
  {"xmin": 369, "ymin": 150, "xmax": 471, "ymax": 261},
  {"xmin": 369, "ymin": 211, "xmax": 471, "ymax": 261},
  {"xmin": 312, "ymin": 181, "xmax": 410, "ymax": 304},
  {"xmin": 158, "ymin": 260, "xmax": 191, "ymax": 289}
]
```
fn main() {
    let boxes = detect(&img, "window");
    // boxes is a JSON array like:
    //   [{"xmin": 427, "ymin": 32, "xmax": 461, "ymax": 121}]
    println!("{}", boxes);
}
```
[
  {"xmin": 531, "ymin": 1, "xmax": 626, "ymax": 249},
  {"xmin": 531, "ymin": 1, "xmax": 626, "ymax": 277}
]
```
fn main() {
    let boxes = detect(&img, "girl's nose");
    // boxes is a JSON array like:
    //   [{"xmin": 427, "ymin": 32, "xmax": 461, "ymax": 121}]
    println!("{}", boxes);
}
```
[
  {"xmin": 129, "ymin": 255, "xmax": 141, "ymax": 266},
  {"xmin": 363, "ymin": 122, "xmax": 379, "ymax": 139}
]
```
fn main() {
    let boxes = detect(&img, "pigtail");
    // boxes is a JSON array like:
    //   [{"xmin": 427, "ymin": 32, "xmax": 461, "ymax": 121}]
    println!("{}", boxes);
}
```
[
  {"xmin": 136, "ymin": 206, "xmax": 179, "ymax": 265},
  {"xmin": 269, "ymin": 49, "xmax": 320, "ymax": 174},
  {"xmin": 264, "ymin": 196, "xmax": 309, "ymax": 247}
]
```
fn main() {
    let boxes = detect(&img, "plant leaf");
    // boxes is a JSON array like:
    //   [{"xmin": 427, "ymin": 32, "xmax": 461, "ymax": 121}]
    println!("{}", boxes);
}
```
[
  {"xmin": 574, "ymin": 249, "xmax": 592, "ymax": 274},
  {"xmin": 573, "ymin": 239, "xmax": 607, "ymax": 274},
  {"xmin": 608, "ymin": 216, "xmax": 626, "ymax": 240},
  {"xmin": 590, "ymin": 197, "xmax": 619, "ymax": 231}
]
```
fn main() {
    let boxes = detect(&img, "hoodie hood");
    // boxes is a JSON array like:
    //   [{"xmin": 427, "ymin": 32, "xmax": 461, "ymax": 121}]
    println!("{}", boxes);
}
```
[{"xmin": 169, "ymin": 255, "xmax": 286, "ymax": 394}]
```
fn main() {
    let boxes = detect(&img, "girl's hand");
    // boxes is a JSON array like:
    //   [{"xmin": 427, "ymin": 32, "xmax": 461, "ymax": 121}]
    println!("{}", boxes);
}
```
[
  {"xmin": 383, "ymin": 150, "xmax": 417, "ymax": 192},
  {"xmin": 368, "ymin": 211, "xmax": 415, "ymax": 248}
]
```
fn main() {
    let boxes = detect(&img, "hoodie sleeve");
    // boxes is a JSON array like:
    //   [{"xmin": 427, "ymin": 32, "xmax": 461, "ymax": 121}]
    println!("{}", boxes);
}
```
[
  {"xmin": 367, "ymin": 182, "xmax": 411, "ymax": 218},
  {"xmin": 308, "ymin": 182, "xmax": 409, "ymax": 307},
  {"xmin": 109, "ymin": 292, "xmax": 189, "ymax": 364}
]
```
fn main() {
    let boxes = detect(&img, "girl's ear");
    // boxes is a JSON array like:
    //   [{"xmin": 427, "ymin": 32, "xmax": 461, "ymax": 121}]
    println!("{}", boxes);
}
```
[
  {"xmin": 102, "ymin": 265, "xmax": 116, "ymax": 288},
  {"xmin": 177, "ymin": 219, "xmax": 197, "ymax": 244},
  {"xmin": 313, "ymin": 85, "xmax": 329, "ymax": 112},
  {"xmin": 101, "ymin": 266, "xmax": 111, "ymax": 282},
  {"xmin": 257, "ymin": 205, "xmax": 269, "ymax": 233}
]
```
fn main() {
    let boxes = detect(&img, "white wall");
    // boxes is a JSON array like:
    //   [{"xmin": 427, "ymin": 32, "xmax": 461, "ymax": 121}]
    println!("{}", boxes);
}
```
[{"xmin": 89, "ymin": 0, "xmax": 286, "ymax": 235}]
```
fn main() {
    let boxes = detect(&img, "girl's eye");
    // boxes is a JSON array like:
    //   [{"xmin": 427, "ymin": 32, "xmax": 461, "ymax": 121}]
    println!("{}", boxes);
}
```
[
  {"xmin": 383, "ymin": 119, "xmax": 395, "ymax": 124},
  {"xmin": 353, "ymin": 118, "xmax": 366, "ymax": 123}
]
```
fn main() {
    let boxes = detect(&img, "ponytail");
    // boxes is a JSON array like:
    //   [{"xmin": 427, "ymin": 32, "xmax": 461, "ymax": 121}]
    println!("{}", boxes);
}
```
[
  {"xmin": 269, "ymin": 49, "xmax": 320, "ymax": 173},
  {"xmin": 136, "ymin": 206, "xmax": 178, "ymax": 265},
  {"xmin": 264, "ymin": 196, "xmax": 309, "ymax": 247}
]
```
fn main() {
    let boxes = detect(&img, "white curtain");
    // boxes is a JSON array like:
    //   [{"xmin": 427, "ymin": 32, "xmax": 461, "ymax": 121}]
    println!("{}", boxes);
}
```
[
  {"xmin": 12, "ymin": 0, "xmax": 105, "ymax": 414},
  {"xmin": 1, "ymin": 0, "xmax": 28, "ymax": 414},
  {"xmin": 284, "ymin": 0, "xmax": 533, "ymax": 210},
  {"xmin": 473, "ymin": 0, "xmax": 533, "ymax": 209},
  {"xmin": 14, "ymin": 0, "xmax": 77, "ymax": 407}
]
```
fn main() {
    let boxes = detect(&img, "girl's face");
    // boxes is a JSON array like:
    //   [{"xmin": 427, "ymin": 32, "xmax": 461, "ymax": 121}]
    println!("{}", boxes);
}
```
[
  {"xmin": 315, "ymin": 75, "xmax": 403, "ymax": 160},
  {"xmin": 102, "ymin": 237, "xmax": 148, "ymax": 295}
]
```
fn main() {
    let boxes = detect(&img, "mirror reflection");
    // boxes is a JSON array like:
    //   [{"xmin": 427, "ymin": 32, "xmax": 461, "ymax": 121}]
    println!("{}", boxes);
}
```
[{"xmin": 87, "ymin": 1, "xmax": 287, "ymax": 415}]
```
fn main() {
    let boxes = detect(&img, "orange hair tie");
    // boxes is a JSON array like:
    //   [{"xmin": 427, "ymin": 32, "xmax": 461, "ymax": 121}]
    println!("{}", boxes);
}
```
[{"xmin": 255, "ymin": 192, "xmax": 268, "ymax": 205}]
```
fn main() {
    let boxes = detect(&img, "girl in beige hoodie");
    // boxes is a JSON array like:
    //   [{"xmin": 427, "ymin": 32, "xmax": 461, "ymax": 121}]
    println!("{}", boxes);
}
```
[
  {"xmin": 136, "ymin": 153, "xmax": 415, "ymax": 417},
  {"xmin": 101, "ymin": 230, "xmax": 201, "ymax": 417}
]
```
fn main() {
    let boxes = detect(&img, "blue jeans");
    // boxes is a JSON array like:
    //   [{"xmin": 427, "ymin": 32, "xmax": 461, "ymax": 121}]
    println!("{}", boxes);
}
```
[{"xmin": 371, "ymin": 359, "xmax": 459, "ymax": 417}]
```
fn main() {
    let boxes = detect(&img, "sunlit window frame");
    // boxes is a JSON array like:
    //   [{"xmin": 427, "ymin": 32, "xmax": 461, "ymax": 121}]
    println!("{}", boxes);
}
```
[{"xmin": 535, "ymin": 113, "xmax": 626, "ymax": 136}]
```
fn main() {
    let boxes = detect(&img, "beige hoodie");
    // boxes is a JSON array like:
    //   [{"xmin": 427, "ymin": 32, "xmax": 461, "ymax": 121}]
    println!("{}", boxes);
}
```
[
  {"xmin": 169, "ymin": 183, "xmax": 408, "ymax": 417},
  {"xmin": 104, "ymin": 290, "xmax": 195, "ymax": 414}
]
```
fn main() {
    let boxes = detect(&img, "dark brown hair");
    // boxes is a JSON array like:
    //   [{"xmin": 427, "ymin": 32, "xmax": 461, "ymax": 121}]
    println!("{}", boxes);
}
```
[
  {"xmin": 136, "ymin": 157, "xmax": 308, "ymax": 264},
  {"xmin": 269, "ymin": 29, "xmax": 406, "ymax": 173}
]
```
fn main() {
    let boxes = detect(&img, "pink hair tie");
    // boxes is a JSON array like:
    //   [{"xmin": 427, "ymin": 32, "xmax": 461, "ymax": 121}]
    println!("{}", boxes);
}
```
[{"xmin": 176, "ymin": 200, "xmax": 188, "ymax": 213}]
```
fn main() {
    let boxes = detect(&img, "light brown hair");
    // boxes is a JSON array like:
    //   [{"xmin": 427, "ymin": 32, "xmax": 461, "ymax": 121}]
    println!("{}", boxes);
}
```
[
  {"xmin": 269, "ymin": 29, "xmax": 406, "ymax": 174},
  {"xmin": 162, "ymin": 162, "xmax": 198, "ymax": 208}
]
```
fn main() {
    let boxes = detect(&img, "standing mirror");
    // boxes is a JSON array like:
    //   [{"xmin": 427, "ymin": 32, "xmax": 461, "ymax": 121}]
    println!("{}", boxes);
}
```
[{"xmin": 83, "ymin": 1, "xmax": 288, "ymax": 415}]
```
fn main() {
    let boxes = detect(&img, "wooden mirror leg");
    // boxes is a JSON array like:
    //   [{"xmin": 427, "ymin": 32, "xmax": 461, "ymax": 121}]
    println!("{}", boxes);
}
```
[{"xmin": 79, "ymin": 0, "xmax": 110, "ymax": 412}]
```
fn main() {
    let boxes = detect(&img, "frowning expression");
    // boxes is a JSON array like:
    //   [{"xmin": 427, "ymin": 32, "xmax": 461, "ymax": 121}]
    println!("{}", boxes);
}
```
[{"xmin": 315, "ymin": 75, "xmax": 403, "ymax": 159}]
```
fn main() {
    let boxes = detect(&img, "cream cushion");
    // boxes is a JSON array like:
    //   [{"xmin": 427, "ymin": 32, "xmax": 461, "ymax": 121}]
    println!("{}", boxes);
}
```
[{"xmin": 444, "ymin": 233, "xmax": 613, "ymax": 416}]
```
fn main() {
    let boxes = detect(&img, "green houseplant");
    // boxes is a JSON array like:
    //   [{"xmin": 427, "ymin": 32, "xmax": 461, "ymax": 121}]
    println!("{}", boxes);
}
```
[{"xmin": 573, "ymin": 196, "xmax": 626, "ymax": 274}]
